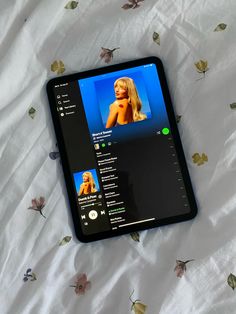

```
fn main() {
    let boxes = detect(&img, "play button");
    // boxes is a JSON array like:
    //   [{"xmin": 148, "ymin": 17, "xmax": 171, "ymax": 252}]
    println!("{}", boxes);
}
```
[{"xmin": 88, "ymin": 210, "xmax": 98, "ymax": 220}]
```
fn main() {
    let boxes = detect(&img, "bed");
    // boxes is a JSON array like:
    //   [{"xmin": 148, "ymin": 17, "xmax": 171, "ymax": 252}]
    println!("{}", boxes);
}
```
[{"xmin": 1, "ymin": 0, "xmax": 236, "ymax": 313}]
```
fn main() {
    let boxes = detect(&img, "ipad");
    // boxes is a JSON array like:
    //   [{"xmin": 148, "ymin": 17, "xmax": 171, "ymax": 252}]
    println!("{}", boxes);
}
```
[{"xmin": 46, "ymin": 56, "xmax": 197, "ymax": 242}]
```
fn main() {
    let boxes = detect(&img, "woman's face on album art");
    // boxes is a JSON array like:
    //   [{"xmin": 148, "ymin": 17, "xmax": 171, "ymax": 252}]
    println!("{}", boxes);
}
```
[
  {"xmin": 83, "ymin": 174, "xmax": 89, "ymax": 182},
  {"xmin": 114, "ymin": 83, "xmax": 128, "ymax": 100}
]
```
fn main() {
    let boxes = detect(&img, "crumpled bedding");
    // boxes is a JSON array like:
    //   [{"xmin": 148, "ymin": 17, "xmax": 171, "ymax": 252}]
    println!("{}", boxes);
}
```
[{"xmin": 1, "ymin": 0, "xmax": 236, "ymax": 313}]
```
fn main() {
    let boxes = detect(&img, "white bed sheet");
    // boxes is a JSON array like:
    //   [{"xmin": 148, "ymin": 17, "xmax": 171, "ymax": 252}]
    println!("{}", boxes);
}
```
[{"xmin": 1, "ymin": 0, "xmax": 236, "ymax": 313}]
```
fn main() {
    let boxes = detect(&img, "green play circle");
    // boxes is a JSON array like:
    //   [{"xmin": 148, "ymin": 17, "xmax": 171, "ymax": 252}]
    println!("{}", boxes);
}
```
[{"xmin": 162, "ymin": 127, "xmax": 170, "ymax": 135}]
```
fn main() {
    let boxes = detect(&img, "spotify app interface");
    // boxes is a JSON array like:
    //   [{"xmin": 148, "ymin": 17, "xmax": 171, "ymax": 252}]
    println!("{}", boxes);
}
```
[{"xmin": 52, "ymin": 64, "xmax": 191, "ymax": 235}]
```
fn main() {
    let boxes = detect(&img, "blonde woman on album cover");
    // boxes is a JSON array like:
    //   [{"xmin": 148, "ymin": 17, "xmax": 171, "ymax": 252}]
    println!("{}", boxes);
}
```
[
  {"xmin": 78, "ymin": 172, "xmax": 97, "ymax": 196},
  {"xmin": 106, "ymin": 77, "xmax": 147, "ymax": 128}
]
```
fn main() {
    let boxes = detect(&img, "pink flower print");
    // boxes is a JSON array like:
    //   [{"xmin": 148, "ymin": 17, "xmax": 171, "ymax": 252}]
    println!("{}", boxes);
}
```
[
  {"xmin": 174, "ymin": 260, "xmax": 194, "ymax": 278},
  {"xmin": 100, "ymin": 47, "xmax": 120, "ymax": 63},
  {"xmin": 28, "ymin": 197, "xmax": 46, "ymax": 218},
  {"xmin": 70, "ymin": 273, "xmax": 91, "ymax": 295},
  {"xmin": 122, "ymin": 0, "xmax": 144, "ymax": 10}
]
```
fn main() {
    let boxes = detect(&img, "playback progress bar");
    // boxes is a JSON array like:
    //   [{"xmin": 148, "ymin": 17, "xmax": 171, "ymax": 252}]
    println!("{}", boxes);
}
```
[{"xmin": 119, "ymin": 218, "xmax": 155, "ymax": 228}]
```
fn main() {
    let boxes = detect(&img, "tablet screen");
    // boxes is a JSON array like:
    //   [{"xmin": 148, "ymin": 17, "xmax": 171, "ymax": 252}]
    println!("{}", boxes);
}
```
[{"xmin": 48, "ymin": 58, "xmax": 197, "ymax": 241}]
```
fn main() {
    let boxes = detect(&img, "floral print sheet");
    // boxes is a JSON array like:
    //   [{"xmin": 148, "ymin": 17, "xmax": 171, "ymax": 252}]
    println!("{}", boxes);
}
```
[{"xmin": 1, "ymin": 0, "xmax": 236, "ymax": 313}]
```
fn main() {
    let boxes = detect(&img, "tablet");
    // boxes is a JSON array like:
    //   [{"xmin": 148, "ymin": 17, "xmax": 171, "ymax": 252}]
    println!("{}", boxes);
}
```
[{"xmin": 47, "ymin": 56, "xmax": 197, "ymax": 242}]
